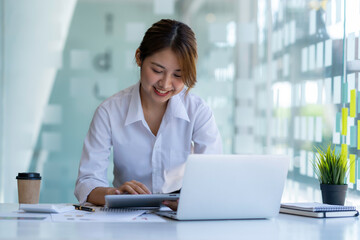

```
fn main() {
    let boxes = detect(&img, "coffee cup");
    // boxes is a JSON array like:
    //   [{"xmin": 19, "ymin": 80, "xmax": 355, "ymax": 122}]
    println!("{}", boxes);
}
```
[{"xmin": 16, "ymin": 172, "xmax": 42, "ymax": 204}]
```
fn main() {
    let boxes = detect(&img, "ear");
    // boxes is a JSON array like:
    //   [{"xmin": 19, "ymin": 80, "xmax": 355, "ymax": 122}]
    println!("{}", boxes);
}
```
[{"xmin": 135, "ymin": 49, "xmax": 142, "ymax": 67}]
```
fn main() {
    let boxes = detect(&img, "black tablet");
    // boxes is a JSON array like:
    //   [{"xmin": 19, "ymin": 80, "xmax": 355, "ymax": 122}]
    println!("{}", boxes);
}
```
[{"xmin": 105, "ymin": 193, "xmax": 179, "ymax": 208}]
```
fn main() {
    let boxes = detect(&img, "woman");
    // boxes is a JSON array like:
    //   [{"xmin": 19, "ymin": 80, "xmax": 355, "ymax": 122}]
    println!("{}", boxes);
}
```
[{"xmin": 74, "ymin": 19, "xmax": 222, "ymax": 208}]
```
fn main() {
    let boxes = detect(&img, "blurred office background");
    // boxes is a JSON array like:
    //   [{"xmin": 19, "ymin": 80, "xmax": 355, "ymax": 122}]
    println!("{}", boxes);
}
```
[{"xmin": 1, "ymin": 0, "xmax": 360, "ymax": 205}]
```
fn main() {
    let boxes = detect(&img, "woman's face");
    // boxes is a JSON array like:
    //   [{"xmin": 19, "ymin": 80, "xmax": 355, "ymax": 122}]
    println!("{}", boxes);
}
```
[{"xmin": 137, "ymin": 48, "xmax": 185, "ymax": 107}]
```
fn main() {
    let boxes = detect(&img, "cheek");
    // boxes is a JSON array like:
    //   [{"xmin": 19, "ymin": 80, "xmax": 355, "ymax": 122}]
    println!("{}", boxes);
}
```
[
  {"xmin": 142, "ymin": 69, "xmax": 157, "ymax": 82},
  {"xmin": 173, "ymin": 80, "xmax": 185, "ymax": 92}
]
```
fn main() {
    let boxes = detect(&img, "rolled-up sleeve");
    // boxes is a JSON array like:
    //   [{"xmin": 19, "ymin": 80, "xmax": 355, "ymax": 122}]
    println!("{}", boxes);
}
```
[
  {"xmin": 192, "ymin": 103, "xmax": 223, "ymax": 154},
  {"xmin": 74, "ymin": 105, "xmax": 112, "ymax": 204}
]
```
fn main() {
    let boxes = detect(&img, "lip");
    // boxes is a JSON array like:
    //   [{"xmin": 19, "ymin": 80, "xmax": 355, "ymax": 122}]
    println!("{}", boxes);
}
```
[{"xmin": 153, "ymin": 87, "xmax": 171, "ymax": 97}]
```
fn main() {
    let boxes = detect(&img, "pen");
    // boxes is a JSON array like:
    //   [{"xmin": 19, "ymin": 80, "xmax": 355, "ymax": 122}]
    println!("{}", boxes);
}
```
[{"xmin": 73, "ymin": 204, "xmax": 95, "ymax": 212}]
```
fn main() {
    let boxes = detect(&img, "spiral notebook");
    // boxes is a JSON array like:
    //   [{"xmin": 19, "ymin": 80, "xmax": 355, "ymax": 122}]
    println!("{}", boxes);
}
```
[
  {"xmin": 281, "ymin": 202, "xmax": 356, "ymax": 212},
  {"xmin": 100, "ymin": 207, "xmax": 151, "ymax": 212},
  {"xmin": 280, "ymin": 202, "xmax": 359, "ymax": 218}
]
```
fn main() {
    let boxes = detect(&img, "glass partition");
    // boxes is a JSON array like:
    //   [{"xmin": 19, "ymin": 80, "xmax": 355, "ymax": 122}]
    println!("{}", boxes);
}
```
[{"xmin": 254, "ymin": 0, "xmax": 360, "ymax": 204}]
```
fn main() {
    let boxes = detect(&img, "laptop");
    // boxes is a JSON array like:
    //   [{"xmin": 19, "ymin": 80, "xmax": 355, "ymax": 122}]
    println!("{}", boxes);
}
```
[{"xmin": 156, "ymin": 154, "xmax": 289, "ymax": 220}]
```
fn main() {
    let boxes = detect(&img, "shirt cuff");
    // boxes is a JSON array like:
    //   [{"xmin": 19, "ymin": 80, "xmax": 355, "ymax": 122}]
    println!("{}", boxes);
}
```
[{"xmin": 74, "ymin": 180, "xmax": 108, "ymax": 205}]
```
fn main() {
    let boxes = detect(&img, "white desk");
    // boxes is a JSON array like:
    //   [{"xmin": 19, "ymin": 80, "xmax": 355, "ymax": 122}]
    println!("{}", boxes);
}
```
[{"xmin": 0, "ymin": 203, "xmax": 358, "ymax": 239}]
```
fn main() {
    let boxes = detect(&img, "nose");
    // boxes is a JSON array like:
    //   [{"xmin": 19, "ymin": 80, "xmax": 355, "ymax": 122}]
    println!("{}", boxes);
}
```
[{"xmin": 159, "ymin": 73, "xmax": 172, "ymax": 89}]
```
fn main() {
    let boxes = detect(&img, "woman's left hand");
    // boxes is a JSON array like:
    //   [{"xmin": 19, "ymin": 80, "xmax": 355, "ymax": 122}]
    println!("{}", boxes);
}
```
[{"xmin": 162, "ymin": 200, "xmax": 179, "ymax": 211}]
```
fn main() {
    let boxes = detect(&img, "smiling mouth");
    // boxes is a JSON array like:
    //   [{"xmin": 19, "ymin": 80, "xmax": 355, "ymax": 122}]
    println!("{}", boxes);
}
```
[{"xmin": 154, "ymin": 87, "xmax": 172, "ymax": 96}]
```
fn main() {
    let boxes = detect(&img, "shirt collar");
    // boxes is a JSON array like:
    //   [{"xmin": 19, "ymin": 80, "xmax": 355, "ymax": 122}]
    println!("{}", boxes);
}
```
[
  {"xmin": 165, "ymin": 88, "xmax": 190, "ymax": 122},
  {"xmin": 125, "ymin": 82, "xmax": 190, "ymax": 126},
  {"xmin": 125, "ymin": 81, "xmax": 144, "ymax": 126}
]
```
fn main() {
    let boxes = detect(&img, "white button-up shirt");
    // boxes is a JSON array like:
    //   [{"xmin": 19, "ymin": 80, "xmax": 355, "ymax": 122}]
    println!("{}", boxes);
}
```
[{"xmin": 74, "ymin": 81, "xmax": 222, "ymax": 204}]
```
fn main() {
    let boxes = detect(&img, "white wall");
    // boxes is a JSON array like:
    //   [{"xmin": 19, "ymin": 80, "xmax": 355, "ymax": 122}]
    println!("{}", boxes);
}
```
[
  {"xmin": 0, "ymin": 0, "xmax": 4, "ymax": 203},
  {"xmin": 1, "ymin": 0, "xmax": 77, "ymax": 203}
]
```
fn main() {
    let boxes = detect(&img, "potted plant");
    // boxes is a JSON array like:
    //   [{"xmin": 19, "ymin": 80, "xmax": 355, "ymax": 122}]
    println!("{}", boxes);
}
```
[{"xmin": 313, "ymin": 144, "xmax": 351, "ymax": 205}]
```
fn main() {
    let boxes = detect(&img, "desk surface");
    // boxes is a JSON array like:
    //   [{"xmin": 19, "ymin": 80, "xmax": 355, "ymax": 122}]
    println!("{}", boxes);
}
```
[{"xmin": 0, "ymin": 203, "xmax": 359, "ymax": 240}]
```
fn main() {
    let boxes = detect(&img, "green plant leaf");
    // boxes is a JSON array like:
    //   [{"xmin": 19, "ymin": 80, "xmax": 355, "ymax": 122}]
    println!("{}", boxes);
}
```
[{"xmin": 312, "ymin": 143, "xmax": 349, "ymax": 185}]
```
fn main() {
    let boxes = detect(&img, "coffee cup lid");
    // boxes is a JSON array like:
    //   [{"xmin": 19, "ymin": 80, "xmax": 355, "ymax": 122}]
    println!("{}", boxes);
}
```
[{"xmin": 16, "ymin": 172, "xmax": 41, "ymax": 180}]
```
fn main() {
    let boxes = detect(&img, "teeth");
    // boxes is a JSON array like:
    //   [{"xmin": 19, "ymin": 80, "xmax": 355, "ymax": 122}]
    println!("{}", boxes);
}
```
[{"xmin": 156, "ymin": 88, "xmax": 168, "ymax": 94}]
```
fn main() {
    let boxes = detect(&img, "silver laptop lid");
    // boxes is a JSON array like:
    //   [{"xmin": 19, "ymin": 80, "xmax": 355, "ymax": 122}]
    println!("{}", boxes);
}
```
[{"xmin": 176, "ymin": 154, "xmax": 289, "ymax": 220}]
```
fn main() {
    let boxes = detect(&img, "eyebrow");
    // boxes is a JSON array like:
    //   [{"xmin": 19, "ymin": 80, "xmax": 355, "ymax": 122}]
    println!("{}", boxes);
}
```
[{"xmin": 151, "ymin": 62, "xmax": 181, "ymax": 72}]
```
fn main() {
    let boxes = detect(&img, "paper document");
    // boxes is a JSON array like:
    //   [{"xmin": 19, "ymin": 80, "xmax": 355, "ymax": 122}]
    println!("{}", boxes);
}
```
[
  {"xmin": 51, "ymin": 208, "xmax": 147, "ymax": 222},
  {"xmin": 131, "ymin": 212, "xmax": 167, "ymax": 222}
]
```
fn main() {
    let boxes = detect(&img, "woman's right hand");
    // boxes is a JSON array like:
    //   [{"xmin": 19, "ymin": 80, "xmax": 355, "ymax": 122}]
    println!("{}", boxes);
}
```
[
  {"xmin": 117, "ymin": 180, "xmax": 151, "ymax": 194},
  {"xmin": 87, "ymin": 180, "xmax": 151, "ymax": 205}
]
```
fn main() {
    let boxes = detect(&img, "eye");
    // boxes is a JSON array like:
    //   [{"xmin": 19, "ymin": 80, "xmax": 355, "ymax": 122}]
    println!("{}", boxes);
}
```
[
  {"xmin": 174, "ymin": 74, "xmax": 182, "ymax": 78},
  {"xmin": 152, "ymin": 68, "xmax": 162, "ymax": 74}
]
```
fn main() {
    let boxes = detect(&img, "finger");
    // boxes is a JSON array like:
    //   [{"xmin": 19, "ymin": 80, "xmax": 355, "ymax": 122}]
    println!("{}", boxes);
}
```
[
  {"xmin": 127, "ymin": 181, "xmax": 150, "ymax": 194},
  {"xmin": 130, "ymin": 180, "xmax": 151, "ymax": 194},
  {"xmin": 107, "ymin": 188, "xmax": 121, "ymax": 195},
  {"xmin": 119, "ymin": 184, "xmax": 138, "ymax": 194},
  {"xmin": 163, "ymin": 200, "xmax": 178, "ymax": 211},
  {"xmin": 133, "ymin": 181, "xmax": 151, "ymax": 194}
]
